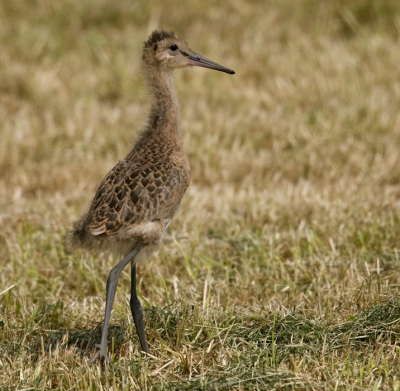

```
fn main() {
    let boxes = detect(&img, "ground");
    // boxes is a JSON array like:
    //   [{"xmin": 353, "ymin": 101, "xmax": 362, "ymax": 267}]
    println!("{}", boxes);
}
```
[{"xmin": 1, "ymin": 0, "xmax": 400, "ymax": 390}]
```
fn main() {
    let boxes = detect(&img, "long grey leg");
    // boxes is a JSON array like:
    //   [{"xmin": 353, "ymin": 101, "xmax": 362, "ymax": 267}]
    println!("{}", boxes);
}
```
[
  {"xmin": 130, "ymin": 263, "xmax": 148, "ymax": 353},
  {"xmin": 89, "ymin": 245, "xmax": 141, "ymax": 365}
]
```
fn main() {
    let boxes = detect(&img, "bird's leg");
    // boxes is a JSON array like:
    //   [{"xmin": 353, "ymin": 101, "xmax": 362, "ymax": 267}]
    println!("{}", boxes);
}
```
[
  {"xmin": 89, "ymin": 245, "xmax": 141, "ymax": 365},
  {"xmin": 130, "ymin": 263, "xmax": 148, "ymax": 353}
]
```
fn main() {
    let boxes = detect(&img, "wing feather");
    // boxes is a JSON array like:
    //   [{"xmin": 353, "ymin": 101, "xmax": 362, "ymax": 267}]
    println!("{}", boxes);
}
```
[{"xmin": 85, "ymin": 157, "xmax": 190, "ymax": 236}]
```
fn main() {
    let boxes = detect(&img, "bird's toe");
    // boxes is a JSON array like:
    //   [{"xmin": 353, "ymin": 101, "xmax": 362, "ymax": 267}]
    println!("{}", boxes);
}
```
[{"xmin": 88, "ymin": 344, "xmax": 111, "ymax": 366}]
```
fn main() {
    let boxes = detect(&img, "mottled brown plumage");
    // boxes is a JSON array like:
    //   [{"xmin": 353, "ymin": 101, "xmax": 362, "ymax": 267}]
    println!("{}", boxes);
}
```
[
  {"xmin": 66, "ymin": 123, "xmax": 190, "ymax": 262},
  {"xmin": 64, "ymin": 29, "xmax": 234, "ymax": 364}
]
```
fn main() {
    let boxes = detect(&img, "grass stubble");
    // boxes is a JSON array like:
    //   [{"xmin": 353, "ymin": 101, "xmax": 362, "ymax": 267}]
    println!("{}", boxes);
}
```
[{"xmin": 1, "ymin": 0, "xmax": 400, "ymax": 389}]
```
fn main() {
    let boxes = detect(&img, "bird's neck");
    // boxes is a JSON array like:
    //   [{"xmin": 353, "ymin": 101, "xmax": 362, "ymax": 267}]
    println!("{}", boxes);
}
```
[{"xmin": 143, "ymin": 66, "xmax": 180, "ymax": 137}]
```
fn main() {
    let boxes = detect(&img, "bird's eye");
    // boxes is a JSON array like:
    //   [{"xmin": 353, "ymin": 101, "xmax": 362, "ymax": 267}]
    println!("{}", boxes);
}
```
[{"xmin": 170, "ymin": 44, "xmax": 178, "ymax": 51}]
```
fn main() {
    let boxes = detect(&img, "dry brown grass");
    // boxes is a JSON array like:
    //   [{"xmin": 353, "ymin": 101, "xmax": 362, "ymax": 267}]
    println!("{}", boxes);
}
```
[{"xmin": 1, "ymin": 0, "xmax": 400, "ymax": 389}]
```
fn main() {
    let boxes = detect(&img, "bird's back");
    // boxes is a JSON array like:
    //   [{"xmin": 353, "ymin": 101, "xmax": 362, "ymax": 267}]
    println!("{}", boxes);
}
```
[{"xmin": 65, "ymin": 131, "xmax": 190, "ymax": 257}]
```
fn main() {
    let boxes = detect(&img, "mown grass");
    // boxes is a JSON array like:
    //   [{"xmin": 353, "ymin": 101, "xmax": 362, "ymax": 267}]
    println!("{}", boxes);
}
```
[{"xmin": 1, "ymin": 0, "xmax": 400, "ymax": 389}]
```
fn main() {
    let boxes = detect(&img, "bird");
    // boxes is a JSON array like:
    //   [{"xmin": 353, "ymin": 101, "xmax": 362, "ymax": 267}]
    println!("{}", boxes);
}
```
[{"xmin": 64, "ymin": 29, "xmax": 235, "ymax": 365}]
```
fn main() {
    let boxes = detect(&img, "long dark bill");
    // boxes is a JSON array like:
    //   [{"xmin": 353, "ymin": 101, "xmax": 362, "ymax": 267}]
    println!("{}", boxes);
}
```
[{"xmin": 188, "ymin": 51, "xmax": 235, "ymax": 75}]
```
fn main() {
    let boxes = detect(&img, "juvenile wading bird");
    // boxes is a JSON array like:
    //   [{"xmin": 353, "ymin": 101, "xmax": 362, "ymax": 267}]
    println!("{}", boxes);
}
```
[{"xmin": 64, "ymin": 30, "xmax": 235, "ymax": 364}]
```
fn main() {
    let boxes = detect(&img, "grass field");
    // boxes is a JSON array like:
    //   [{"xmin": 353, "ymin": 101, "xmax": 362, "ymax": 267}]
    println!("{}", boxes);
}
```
[{"xmin": 1, "ymin": 0, "xmax": 400, "ymax": 389}]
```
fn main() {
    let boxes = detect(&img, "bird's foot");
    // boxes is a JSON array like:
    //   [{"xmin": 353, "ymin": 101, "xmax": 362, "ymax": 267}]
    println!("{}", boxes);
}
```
[{"xmin": 89, "ymin": 344, "xmax": 111, "ymax": 366}]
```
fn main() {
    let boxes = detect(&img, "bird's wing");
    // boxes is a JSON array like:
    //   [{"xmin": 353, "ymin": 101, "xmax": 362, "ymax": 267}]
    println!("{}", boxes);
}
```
[{"xmin": 85, "ymin": 158, "xmax": 190, "ymax": 236}]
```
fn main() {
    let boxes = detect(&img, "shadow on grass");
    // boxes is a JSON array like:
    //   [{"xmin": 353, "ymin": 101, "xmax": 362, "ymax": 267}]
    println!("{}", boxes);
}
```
[{"xmin": 29, "ymin": 323, "xmax": 126, "ymax": 361}]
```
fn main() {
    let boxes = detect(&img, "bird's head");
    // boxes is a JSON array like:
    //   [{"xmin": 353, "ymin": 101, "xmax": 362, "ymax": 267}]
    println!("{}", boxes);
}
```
[{"xmin": 143, "ymin": 30, "xmax": 235, "ymax": 75}]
